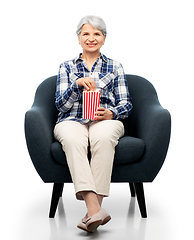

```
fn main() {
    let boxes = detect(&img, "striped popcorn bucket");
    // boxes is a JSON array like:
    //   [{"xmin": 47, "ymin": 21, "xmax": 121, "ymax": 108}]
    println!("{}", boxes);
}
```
[{"xmin": 83, "ymin": 89, "xmax": 101, "ymax": 120}]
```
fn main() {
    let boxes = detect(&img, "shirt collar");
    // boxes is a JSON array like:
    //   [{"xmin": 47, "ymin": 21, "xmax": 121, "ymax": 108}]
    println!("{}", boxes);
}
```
[
  {"xmin": 74, "ymin": 53, "xmax": 108, "ymax": 63},
  {"xmin": 74, "ymin": 53, "xmax": 82, "ymax": 63},
  {"xmin": 100, "ymin": 53, "xmax": 108, "ymax": 63}
]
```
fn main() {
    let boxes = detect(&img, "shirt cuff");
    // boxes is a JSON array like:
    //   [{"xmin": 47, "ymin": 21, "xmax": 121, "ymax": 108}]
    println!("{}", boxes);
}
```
[
  {"xmin": 71, "ymin": 79, "xmax": 83, "ymax": 93},
  {"xmin": 108, "ymin": 107, "xmax": 118, "ymax": 120}
]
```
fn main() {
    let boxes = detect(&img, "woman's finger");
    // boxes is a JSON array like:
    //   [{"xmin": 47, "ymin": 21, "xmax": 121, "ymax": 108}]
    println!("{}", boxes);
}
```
[
  {"xmin": 84, "ymin": 80, "xmax": 94, "ymax": 90},
  {"xmin": 97, "ymin": 107, "xmax": 105, "ymax": 111},
  {"xmin": 77, "ymin": 77, "xmax": 96, "ymax": 90},
  {"xmin": 83, "ymin": 82, "xmax": 90, "ymax": 90}
]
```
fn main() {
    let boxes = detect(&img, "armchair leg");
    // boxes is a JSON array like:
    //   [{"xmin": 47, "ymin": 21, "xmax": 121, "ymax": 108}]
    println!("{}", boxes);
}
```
[
  {"xmin": 59, "ymin": 183, "xmax": 64, "ymax": 197},
  {"xmin": 129, "ymin": 183, "xmax": 136, "ymax": 197},
  {"xmin": 134, "ymin": 183, "xmax": 147, "ymax": 218},
  {"xmin": 49, "ymin": 183, "xmax": 64, "ymax": 218}
]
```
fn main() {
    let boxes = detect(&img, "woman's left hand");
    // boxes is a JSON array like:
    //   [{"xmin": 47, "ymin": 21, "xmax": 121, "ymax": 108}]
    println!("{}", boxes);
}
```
[{"xmin": 94, "ymin": 107, "xmax": 114, "ymax": 121}]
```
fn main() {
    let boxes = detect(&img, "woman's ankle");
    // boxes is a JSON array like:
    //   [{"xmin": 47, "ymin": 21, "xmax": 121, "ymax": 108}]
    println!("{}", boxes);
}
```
[
  {"xmin": 97, "ymin": 194, "xmax": 104, "ymax": 206},
  {"xmin": 81, "ymin": 191, "xmax": 101, "ymax": 217},
  {"xmin": 87, "ymin": 206, "xmax": 101, "ymax": 217}
]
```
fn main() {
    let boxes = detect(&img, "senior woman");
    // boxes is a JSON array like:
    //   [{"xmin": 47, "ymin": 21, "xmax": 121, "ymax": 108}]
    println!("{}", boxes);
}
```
[{"xmin": 54, "ymin": 15, "xmax": 133, "ymax": 232}]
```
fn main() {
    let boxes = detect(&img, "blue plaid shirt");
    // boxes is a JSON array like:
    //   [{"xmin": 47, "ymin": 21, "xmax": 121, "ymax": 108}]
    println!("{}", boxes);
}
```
[{"xmin": 55, "ymin": 53, "xmax": 133, "ymax": 124}]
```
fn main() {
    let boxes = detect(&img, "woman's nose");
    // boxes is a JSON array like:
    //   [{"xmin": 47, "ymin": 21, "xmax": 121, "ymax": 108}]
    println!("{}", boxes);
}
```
[{"xmin": 89, "ymin": 35, "xmax": 95, "ymax": 41}]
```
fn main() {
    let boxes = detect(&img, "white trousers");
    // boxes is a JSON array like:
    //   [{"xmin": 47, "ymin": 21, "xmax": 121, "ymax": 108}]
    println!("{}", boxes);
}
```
[{"xmin": 54, "ymin": 120, "xmax": 124, "ymax": 200}]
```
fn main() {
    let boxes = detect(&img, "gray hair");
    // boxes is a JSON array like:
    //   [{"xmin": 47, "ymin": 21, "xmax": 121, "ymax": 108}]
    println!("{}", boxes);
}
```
[{"xmin": 76, "ymin": 15, "xmax": 107, "ymax": 37}]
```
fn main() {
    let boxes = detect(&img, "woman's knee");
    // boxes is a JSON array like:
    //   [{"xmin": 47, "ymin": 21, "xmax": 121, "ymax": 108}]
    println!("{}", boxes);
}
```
[
  {"xmin": 54, "ymin": 121, "xmax": 89, "ymax": 149},
  {"xmin": 89, "ymin": 120, "xmax": 124, "ymax": 148},
  {"xmin": 89, "ymin": 130, "xmax": 117, "ymax": 152}
]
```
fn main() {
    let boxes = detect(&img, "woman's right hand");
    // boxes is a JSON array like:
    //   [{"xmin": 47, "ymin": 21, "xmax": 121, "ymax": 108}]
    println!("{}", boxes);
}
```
[{"xmin": 76, "ymin": 77, "xmax": 96, "ymax": 91}]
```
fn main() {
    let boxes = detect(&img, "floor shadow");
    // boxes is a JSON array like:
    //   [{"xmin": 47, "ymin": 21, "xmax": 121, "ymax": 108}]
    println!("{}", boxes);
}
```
[
  {"xmin": 49, "ymin": 198, "xmax": 67, "ymax": 240},
  {"xmin": 125, "ymin": 197, "xmax": 147, "ymax": 240}
]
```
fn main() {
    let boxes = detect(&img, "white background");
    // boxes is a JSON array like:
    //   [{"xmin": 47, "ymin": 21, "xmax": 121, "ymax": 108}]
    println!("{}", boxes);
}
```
[{"xmin": 1, "ymin": 0, "xmax": 194, "ymax": 239}]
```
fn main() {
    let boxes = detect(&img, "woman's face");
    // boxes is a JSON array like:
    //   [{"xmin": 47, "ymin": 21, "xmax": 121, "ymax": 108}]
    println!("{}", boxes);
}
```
[{"xmin": 78, "ymin": 24, "xmax": 106, "ymax": 54}]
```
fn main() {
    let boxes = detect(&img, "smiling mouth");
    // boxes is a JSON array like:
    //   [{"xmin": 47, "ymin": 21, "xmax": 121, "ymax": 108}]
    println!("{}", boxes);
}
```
[{"xmin": 87, "ymin": 43, "xmax": 97, "ymax": 47}]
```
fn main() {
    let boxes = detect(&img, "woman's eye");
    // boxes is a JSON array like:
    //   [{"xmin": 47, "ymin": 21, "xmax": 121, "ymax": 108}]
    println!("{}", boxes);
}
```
[{"xmin": 83, "ymin": 33, "xmax": 88, "ymax": 36}]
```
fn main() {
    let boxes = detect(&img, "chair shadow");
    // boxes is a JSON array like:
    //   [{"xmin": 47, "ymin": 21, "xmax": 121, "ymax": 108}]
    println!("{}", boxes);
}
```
[
  {"xmin": 125, "ymin": 197, "xmax": 147, "ymax": 240},
  {"xmin": 48, "ymin": 198, "xmax": 67, "ymax": 240},
  {"xmin": 48, "ymin": 196, "xmax": 147, "ymax": 239}
]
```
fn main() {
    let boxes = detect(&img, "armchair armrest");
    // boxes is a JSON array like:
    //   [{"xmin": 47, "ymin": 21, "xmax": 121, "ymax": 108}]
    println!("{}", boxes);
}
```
[
  {"xmin": 136, "ymin": 102, "xmax": 171, "ymax": 180},
  {"xmin": 124, "ymin": 100, "xmax": 171, "ymax": 181},
  {"xmin": 25, "ymin": 106, "xmax": 56, "ymax": 181},
  {"xmin": 24, "ymin": 76, "xmax": 72, "ymax": 183}
]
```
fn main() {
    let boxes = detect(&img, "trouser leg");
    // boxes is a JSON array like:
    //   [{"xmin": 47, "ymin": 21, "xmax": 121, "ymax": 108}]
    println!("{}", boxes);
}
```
[
  {"xmin": 54, "ymin": 121, "xmax": 97, "ymax": 200},
  {"xmin": 89, "ymin": 120, "xmax": 125, "ymax": 197}
]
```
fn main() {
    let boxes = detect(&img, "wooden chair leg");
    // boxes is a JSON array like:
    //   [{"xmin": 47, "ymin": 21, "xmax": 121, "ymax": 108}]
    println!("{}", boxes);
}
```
[
  {"xmin": 129, "ymin": 183, "xmax": 136, "ymax": 197},
  {"xmin": 49, "ymin": 183, "xmax": 64, "ymax": 218},
  {"xmin": 134, "ymin": 183, "xmax": 147, "ymax": 218}
]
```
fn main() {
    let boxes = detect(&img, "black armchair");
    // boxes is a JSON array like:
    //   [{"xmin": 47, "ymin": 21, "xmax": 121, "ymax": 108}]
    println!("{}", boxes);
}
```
[{"xmin": 24, "ymin": 74, "xmax": 171, "ymax": 219}]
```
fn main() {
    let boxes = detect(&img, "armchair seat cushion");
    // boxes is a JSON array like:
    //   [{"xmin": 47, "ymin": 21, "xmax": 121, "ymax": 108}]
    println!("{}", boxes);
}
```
[{"xmin": 51, "ymin": 136, "xmax": 145, "ymax": 166}]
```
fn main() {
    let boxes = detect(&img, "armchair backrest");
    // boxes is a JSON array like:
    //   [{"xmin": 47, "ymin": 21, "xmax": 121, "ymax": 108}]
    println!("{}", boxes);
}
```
[
  {"xmin": 124, "ymin": 75, "xmax": 161, "ymax": 136},
  {"xmin": 32, "ymin": 75, "xmax": 58, "ymax": 130},
  {"xmin": 32, "ymin": 74, "xmax": 160, "ymax": 135}
]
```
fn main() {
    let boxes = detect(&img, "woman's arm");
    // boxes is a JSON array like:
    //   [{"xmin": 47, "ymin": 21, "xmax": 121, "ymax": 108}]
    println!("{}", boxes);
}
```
[
  {"xmin": 55, "ymin": 64, "xmax": 83, "ymax": 113},
  {"xmin": 94, "ymin": 64, "xmax": 132, "ymax": 121},
  {"xmin": 99, "ymin": 64, "xmax": 132, "ymax": 120},
  {"xmin": 111, "ymin": 64, "xmax": 133, "ymax": 120},
  {"xmin": 55, "ymin": 64, "xmax": 97, "ymax": 113}
]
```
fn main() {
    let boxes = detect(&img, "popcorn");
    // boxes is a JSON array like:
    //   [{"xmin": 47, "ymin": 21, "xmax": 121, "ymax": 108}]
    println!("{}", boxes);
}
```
[{"xmin": 83, "ymin": 89, "xmax": 101, "ymax": 120}]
